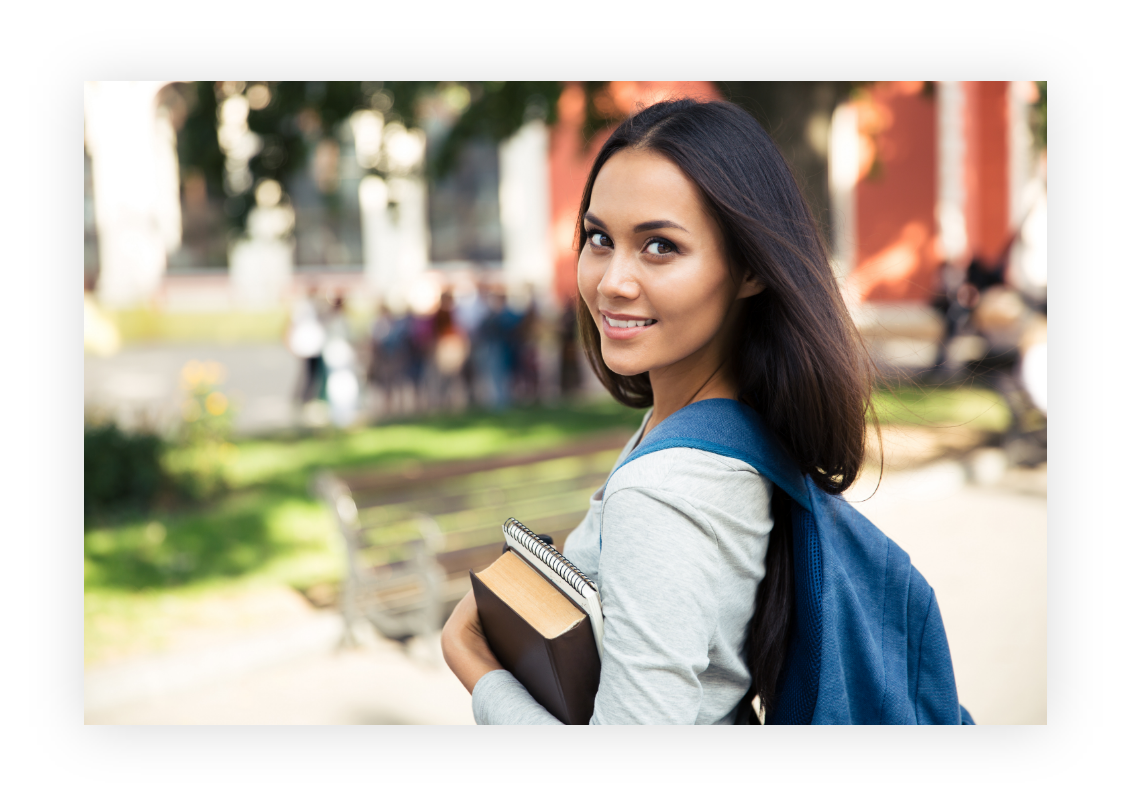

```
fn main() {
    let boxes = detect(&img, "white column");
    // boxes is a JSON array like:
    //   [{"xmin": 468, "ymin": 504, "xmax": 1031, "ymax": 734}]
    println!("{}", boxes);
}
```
[
  {"xmin": 84, "ymin": 81, "xmax": 175, "ymax": 309},
  {"xmin": 828, "ymin": 102, "xmax": 859, "ymax": 282},
  {"xmin": 499, "ymin": 119, "xmax": 553, "ymax": 306},
  {"xmin": 936, "ymin": 81, "xmax": 968, "ymax": 264},
  {"xmin": 359, "ymin": 174, "xmax": 396, "ymax": 301},
  {"xmin": 367, "ymin": 122, "xmax": 430, "ymax": 312},
  {"xmin": 229, "ymin": 180, "xmax": 295, "ymax": 309},
  {"xmin": 387, "ymin": 175, "xmax": 429, "ymax": 310}
]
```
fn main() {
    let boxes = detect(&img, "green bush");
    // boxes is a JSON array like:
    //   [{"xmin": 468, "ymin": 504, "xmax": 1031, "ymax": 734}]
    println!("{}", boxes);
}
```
[
  {"xmin": 167, "ymin": 359, "xmax": 235, "ymax": 502},
  {"xmin": 84, "ymin": 422, "xmax": 168, "ymax": 517}
]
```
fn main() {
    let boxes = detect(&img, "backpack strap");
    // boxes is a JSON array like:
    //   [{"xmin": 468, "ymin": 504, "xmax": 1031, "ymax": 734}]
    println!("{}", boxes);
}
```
[
  {"xmin": 605, "ymin": 398, "xmax": 821, "ymax": 724},
  {"xmin": 610, "ymin": 399, "xmax": 811, "ymax": 510}
]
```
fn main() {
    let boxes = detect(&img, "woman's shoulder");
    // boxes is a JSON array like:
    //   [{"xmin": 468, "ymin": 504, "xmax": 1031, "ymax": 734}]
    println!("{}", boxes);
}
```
[
  {"xmin": 606, "ymin": 445, "xmax": 770, "ymax": 505},
  {"xmin": 600, "ymin": 446, "xmax": 773, "ymax": 568}
]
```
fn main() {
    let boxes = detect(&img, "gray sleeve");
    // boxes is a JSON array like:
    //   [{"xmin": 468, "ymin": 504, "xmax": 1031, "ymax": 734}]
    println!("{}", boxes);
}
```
[
  {"xmin": 589, "ymin": 486, "xmax": 720, "ymax": 723},
  {"xmin": 472, "ymin": 669, "xmax": 562, "ymax": 725},
  {"xmin": 473, "ymin": 486, "xmax": 721, "ymax": 725}
]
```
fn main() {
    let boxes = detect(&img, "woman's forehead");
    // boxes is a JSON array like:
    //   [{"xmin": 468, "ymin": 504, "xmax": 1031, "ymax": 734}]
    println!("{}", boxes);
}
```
[{"xmin": 589, "ymin": 149, "xmax": 707, "ymax": 225}]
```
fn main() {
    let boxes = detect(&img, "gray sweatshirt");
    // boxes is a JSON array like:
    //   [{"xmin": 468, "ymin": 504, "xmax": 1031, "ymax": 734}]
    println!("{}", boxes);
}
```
[{"xmin": 472, "ymin": 408, "xmax": 773, "ymax": 724}]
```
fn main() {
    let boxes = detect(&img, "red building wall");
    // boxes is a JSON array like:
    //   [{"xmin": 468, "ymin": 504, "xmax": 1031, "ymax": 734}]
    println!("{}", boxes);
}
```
[
  {"xmin": 848, "ymin": 81, "xmax": 1013, "ymax": 305},
  {"xmin": 964, "ymin": 81, "xmax": 1011, "ymax": 264},
  {"xmin": 850, "ymin": 82, "xmax": 939, "ymax": 303}
]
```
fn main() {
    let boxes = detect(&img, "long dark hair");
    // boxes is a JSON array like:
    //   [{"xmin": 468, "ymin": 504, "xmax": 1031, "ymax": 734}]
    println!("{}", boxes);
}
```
[{"xmin": 574, "ymin": 98, "xmax": 877, "ymax": 721}]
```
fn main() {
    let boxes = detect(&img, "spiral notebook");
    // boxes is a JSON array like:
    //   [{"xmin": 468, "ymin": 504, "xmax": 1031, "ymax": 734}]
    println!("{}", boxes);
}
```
[{"xmin": 469, "ymin": 518, "xmax": 604, "ymax": 724}]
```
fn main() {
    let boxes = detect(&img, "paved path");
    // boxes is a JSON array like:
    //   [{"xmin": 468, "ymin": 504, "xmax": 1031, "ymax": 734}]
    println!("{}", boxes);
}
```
[
  {"xmin": 86, "ymin": 622, "xmax": 474, "ymax": 725},
  {"xmin": 85, "ymin": 343, "xmax": 303, "ymax": 436},
  {"xmin": 84, "ymin": 342, "xmax": 608, "ymax": 436}
]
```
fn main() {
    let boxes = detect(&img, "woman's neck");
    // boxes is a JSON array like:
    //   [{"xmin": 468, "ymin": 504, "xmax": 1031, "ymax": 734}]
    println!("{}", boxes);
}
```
[{"xmin": 643, "ymin": 357, "xmax": 738, "ymax": 439}]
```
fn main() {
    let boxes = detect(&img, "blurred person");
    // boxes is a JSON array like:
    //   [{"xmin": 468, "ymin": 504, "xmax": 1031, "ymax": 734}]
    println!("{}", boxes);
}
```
[
  {"xmin": 432, "ymin": 289, "xmax": 470, "ymax": 411},
  {"xmin": 454, "ymin": 279, "xmax": 491, "ymax": 408},
  {"xmin": 381, "ymin": 307, "xmax": 417, "ymax": 417},
  {"xmin": 929, "ymin": 236, "xmax": 1017, "ymax": 377},
  {"xmin": 558, "ymin": 298, "xmax": 582, "ymax": 397},
  {"xmin": 366, "ymin": 300, "xmax": 417, "ymax": 418},
  {"xmin": 970, "ymin": 285, "xmax": 1047, "ymax": 465},
  {"xmin": 474, "ymin": 288, "xmax": 515, "ymax": 410},
  {"xmin": 366, "ymin": 300, "xmax": 396, "ymax": 417},
  {"xmin": 443, "ymin": 98, "xmax": 970, "ymax": 725},
  {"xmin": 408, "ymin": 305, "xmax": 436, "ymax": 412},
  {"xmin": 929, "ymin": 220, "xmax": 1047, "ymax": 464},
  {"xmin": 511, "ymin": 294, "xmax": 542, "ymax": 403},
  {"xmin": 499, "ymin": 294, "xmax": 525, "ymax": 403},
  {"xmin": 323, "ymin": 292, "xmax": 360, "ymax": 427},
  {"xmin": 286, "ymin": 285, "xmax": 327, "ymax": 406}
]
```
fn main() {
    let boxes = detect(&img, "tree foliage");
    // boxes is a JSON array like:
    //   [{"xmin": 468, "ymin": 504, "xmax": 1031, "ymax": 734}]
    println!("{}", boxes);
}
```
[{"xmin": 170, "ymin": 81, "xmax": 563, "ymax": 236}]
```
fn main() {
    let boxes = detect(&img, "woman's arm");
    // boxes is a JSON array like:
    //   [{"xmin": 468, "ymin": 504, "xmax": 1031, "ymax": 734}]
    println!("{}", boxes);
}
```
[
  {"xmin": 459, "ymin": 485, "xmax": 726, "ymax": 725},
  {"xmin": 440, "ymin": 589, "xmax": 504, "ymax": 694}
]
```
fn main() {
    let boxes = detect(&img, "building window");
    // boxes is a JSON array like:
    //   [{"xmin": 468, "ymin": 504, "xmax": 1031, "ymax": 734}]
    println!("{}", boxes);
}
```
[{"xmin": 427, "ymin": 136, "xmax": 503, "ymax": 265}]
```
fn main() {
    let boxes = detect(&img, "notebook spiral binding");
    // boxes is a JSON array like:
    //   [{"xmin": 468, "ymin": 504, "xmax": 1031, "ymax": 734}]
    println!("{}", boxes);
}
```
[{"xmin": 503, "ymin": 518, "xmax": 598, "ymax": 599}]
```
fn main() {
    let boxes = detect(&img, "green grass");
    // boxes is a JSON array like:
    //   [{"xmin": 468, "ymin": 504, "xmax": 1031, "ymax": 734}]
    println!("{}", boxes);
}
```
[
  {"xmin": 84, "ymin": 385, "xmax": 1010, "ymax": 666},
  {"xmin": 872, "ymin": 383, "xmax": 1011, "ymax": 433},
  {"xmin": 84, "ymin": 398, "xmax": 644, "ymax": 665}
]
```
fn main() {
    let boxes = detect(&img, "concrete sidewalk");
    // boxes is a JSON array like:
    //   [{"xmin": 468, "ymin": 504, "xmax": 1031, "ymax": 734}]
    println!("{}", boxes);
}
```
[
  {"xmin": 84, "ymin": 343, "xmax": 302, "ymax": 436},
  {"xmin": 85, "ymin": 620, "xmax": 475, "ymax": 725}
]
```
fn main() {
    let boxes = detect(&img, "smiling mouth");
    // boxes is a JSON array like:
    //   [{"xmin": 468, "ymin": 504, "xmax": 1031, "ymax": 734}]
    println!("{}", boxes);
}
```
[{"xmin": 604, "ymin": 315, "xmax": 657, "ymax": 328}]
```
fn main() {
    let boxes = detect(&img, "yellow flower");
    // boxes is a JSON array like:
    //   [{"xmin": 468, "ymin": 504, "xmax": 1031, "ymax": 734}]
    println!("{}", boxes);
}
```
[
  {"xmin": 181, "ymin": 360, "xmax": 204, "ymax": 389},
  {"xmin": 205, "ymin": 391, "xmax": 228, "ymax": 416}
]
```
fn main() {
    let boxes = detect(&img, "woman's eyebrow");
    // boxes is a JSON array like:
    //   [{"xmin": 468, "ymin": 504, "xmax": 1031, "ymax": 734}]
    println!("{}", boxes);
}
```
[
  {"xmin": 583, "ymin": 213, "xmax": 688, "ymax": 233},
  {"xmin": 633, "ymin": 219, "xmax": 687, "ymax": 234}
]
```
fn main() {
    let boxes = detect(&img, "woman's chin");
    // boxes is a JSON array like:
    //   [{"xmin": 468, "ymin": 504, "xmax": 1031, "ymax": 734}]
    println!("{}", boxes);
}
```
[{"xmin": 602, "ymin": 355, "xmax": 648, "ymax": 378}]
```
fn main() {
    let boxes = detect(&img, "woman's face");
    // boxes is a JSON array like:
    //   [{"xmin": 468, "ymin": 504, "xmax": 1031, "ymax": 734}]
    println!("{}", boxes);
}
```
[{"xmin": 577, "ymin": 148, "xmax": 763, "ymax": 382}]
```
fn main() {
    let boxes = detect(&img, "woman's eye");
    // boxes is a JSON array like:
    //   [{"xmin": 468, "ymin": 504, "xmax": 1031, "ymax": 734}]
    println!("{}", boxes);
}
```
[
  {"xmin": 644, "ymin": 238, "xmax": 676, "ymax": 256},
  {"xmin": 587, "ymin": 230, "xmax": 612, "ymax": 249}
]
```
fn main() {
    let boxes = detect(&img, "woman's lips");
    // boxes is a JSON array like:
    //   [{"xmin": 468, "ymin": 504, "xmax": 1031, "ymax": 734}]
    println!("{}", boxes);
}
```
[{"xmin": 600, "ymin": 312, "xmax": 657, "ymax": 340}]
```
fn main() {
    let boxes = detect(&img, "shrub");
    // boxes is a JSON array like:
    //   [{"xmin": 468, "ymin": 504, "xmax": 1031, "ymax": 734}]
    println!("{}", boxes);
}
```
[
  {"xmin": 169, "ymin": 359, "xmax": 235, "ymax": 501},
  {"xmin": 84, "ymin": 422, "xmax": 168, "ymax": 517}
]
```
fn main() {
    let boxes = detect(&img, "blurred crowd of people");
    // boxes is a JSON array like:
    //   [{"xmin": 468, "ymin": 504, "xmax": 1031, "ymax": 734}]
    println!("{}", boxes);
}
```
[
  {"xmin": 928, "ymin": 181, "xmax": 1047, "ymax": 466},
  {"xmin": 285, "ymin": 281, "xmax": 585, "ymax": 427}
]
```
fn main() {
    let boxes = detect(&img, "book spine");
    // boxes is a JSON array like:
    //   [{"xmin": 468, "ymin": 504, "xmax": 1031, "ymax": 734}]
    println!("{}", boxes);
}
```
[{"xmin": 546, "ymin": 622, "xmax": 602, "ymax": 724}]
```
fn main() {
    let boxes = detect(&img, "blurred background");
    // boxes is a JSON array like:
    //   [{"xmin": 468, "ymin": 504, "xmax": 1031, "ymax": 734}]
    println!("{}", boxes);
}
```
[{"xmin": 83, "ymin": 80, "xmax": 1047, "ymax": 724}]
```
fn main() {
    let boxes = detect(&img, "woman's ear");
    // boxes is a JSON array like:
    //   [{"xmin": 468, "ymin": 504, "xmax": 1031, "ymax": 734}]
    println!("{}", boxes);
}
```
[{"xmin": 737, "ymin": 271, "xmax": 766, "ymax": 299}]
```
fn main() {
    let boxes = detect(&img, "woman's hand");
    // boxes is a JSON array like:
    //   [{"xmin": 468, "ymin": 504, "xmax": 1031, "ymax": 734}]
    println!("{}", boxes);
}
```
[{"xmin": 441, "ymin": 588, "xmax": 504, "ymax": 694}]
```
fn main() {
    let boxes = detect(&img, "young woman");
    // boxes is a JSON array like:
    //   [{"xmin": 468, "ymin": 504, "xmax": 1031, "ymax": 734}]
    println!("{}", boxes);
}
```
[{"xmin": 441, "ymin": 98, "xmax": 874, "ymax": 724}]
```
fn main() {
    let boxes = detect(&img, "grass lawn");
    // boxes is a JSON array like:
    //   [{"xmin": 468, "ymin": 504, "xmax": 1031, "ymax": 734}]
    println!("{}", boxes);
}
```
[
  {"xmin": 85, "ymin": 398, "xmax": 644, "ymax": 665},
  {"xmin": 84, "ymin": 384, "xmax": 1011, "ymax": 667},
  {"xmin": 872, "ymin": 382, "xmax": 1012, "ymax": 432}
]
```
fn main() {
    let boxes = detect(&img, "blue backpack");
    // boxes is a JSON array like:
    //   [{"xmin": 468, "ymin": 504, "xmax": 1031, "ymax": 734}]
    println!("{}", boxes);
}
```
[{"xmin": 612, "ymin": 398, "xmax": 975, "ymax": 725}]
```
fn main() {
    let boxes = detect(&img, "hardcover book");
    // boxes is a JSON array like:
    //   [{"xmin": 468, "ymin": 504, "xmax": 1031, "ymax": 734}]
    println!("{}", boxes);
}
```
[{"xmin": 470, "ymin": 518, "xmax": 604, "ymax": 725}]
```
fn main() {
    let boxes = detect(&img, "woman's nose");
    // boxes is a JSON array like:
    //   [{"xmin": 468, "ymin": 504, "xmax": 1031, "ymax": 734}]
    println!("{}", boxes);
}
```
[{"xmin": 597, "ymin": 253, "xmax": 640, "ymax": 301}]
